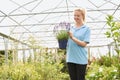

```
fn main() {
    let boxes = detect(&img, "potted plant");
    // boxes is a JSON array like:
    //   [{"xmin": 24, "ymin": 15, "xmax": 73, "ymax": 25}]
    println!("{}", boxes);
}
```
[
  {"xmin": 56, "ymin": 30, "xmax": 69, "ymax": 49},
  {"xmin": 53, "ymin": 22, "xmax": 70, "ymax": 49}
]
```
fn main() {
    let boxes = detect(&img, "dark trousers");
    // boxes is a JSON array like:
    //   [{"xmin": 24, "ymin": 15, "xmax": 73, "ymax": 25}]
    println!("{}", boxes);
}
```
[{"xmin": 67, "ymin": 62, "xmax": 87, "ymax": 80}]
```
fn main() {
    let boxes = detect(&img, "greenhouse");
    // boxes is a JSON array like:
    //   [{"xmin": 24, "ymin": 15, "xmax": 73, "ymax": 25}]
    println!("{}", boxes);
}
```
[{"xmin": 0, "ymin": 0, "xmax": 120, "ymax": 80}]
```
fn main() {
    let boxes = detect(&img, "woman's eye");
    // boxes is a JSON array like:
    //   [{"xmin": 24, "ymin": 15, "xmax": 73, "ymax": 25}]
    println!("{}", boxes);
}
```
[{"xmin": 74, "ymin": 15, "xmax": 80, "ymax": 17}]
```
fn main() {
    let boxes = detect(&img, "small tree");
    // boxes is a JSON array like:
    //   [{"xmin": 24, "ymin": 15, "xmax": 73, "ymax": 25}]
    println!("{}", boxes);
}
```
[
  {"xmin": 105, "ymin": 15, "xmax": 120, "ymax": 58},
  {"xmin": 105, "ymin": 15, "xmax": 120, "ymax": 78}
]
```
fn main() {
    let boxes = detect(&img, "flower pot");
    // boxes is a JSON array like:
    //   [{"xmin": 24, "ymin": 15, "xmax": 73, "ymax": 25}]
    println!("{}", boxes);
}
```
[{"xmin": 58, "ymin": 39, "xmax": 68, "ymax": 49}]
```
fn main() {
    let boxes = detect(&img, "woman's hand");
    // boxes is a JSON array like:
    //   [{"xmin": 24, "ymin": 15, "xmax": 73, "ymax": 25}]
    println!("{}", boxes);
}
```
[
  {"xmin": 68, "ymin": 31, "xmax": 74, "ymax": 39},
  {"xmin": 68, "ymin": 31, "xmax": 87, "ymax": 47}
]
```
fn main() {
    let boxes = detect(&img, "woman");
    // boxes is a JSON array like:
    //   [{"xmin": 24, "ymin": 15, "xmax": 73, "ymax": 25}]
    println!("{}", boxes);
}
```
[{"xmin": 66, "ymin": 8, "xmax": 91, "ymax": 80}]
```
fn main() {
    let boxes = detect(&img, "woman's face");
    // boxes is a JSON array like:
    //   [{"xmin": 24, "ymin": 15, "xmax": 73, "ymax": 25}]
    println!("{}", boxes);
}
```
[{"xmin": 74, "ymin": 10, "xmax": 83, "ymax": 23}]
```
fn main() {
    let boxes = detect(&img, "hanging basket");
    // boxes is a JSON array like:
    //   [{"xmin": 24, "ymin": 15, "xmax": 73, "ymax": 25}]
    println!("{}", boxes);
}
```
[
  {"xmin": 53, "ymin": 21, "xmax": 71, "ymax": 49},
  {"xmin": 58, "ymin": 39, "xmax": 68, "ymax": 49}
]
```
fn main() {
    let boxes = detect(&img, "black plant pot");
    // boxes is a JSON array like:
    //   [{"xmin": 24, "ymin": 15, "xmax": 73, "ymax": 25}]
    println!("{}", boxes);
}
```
[{"xmin": 58, "ymin": 39, "xmax": 68, "ymax": 49}]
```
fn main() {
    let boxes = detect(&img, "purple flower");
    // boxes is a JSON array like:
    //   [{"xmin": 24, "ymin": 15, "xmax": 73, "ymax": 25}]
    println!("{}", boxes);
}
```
[{"xmin": 53, "ymin": 21, "xmax": 71, "ymax": 34}]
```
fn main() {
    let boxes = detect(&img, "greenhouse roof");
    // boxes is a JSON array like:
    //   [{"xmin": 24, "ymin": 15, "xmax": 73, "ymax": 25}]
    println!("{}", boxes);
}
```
[{"xmin": 0, "ymin": 0, "xmax": 120, "ymax": 49}]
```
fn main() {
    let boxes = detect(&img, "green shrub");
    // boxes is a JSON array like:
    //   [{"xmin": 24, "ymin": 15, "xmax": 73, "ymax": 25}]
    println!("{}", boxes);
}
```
[
  {"xmin": 0, "ymin": 49, "xmax": 69, "ymax": 80},
  {"xmin": 86, "ymin": 64, "xmax": 119, "ymax": 80}
]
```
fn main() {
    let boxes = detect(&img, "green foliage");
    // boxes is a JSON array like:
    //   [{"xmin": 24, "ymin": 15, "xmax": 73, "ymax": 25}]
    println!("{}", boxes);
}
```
[
  {"xmin": 0, "ymin": 32, "xmax": 69, "ymax": 80},
  {"xmin": 0, "ymin": 48, "xmax": 69, "ymax": 80},
  {"xmin": 0, "ymin": 50, "xmax": 13, "ymax": 66},
  {"xmin": 93, "ymin": 55, "xmax": 120, "ymax": 67},
  {"xmin": 0, "ymin": 61, "xmax": 69, "ymax": 80},
  {"xmin": 105, "ymin": 15, "xmax": 120, "ymax": 57},
  {"xmin": 86, "ymin": 63, "xmax": 119, "ymax": 80},
  {"xmin": 86, "ymin": 55, "xmax": 120, "ymax": 80},
  {"xmin": 105, "ymin": 15, "xmax": 120, "ymax": 38},
  {"xmin": 94, "ymin": 56, "xmax": 112, "ymax": 67},
  {"xmin": 56, "ymin": 30, "xmax": 69, "ymax": 40},
  {"xmin": 0, "ymin": 54, "xmax": 4, "ymax": 66}
]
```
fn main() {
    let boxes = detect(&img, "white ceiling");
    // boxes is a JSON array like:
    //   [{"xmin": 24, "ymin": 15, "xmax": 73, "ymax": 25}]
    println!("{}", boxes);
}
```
[{"xmin": 0, "ymin": 0, "xmax": 120, "ymax": 49}]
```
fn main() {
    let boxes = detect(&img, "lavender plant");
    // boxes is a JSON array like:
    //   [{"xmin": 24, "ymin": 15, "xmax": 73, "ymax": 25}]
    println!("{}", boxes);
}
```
[{"xmin": 53, "ymin": 21, "xmax": 71, "ymax": 40}]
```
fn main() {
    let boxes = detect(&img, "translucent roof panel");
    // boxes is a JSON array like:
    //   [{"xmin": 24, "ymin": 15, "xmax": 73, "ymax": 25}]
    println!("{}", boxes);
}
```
[{"xmin": 0, "ymin": 0, "xmax": 120, "ymax": 49}]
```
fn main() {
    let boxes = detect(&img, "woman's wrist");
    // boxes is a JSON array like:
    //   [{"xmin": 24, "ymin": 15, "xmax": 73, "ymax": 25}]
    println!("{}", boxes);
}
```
[{"xmin": 71, "ymin": 36, "xmax": 75, "ymax": 40}]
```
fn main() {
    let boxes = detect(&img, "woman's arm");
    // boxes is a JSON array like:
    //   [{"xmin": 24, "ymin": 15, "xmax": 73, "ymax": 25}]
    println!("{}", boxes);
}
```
[{"xmin": 68, "ymin": 31, "xmax": 87, "ymax": 47}]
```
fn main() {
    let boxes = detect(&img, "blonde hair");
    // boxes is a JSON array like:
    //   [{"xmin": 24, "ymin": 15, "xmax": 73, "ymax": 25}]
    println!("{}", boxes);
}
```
[{"xmin": 74, "ymin": 8, "xmax": 86, "ymax": 22}]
